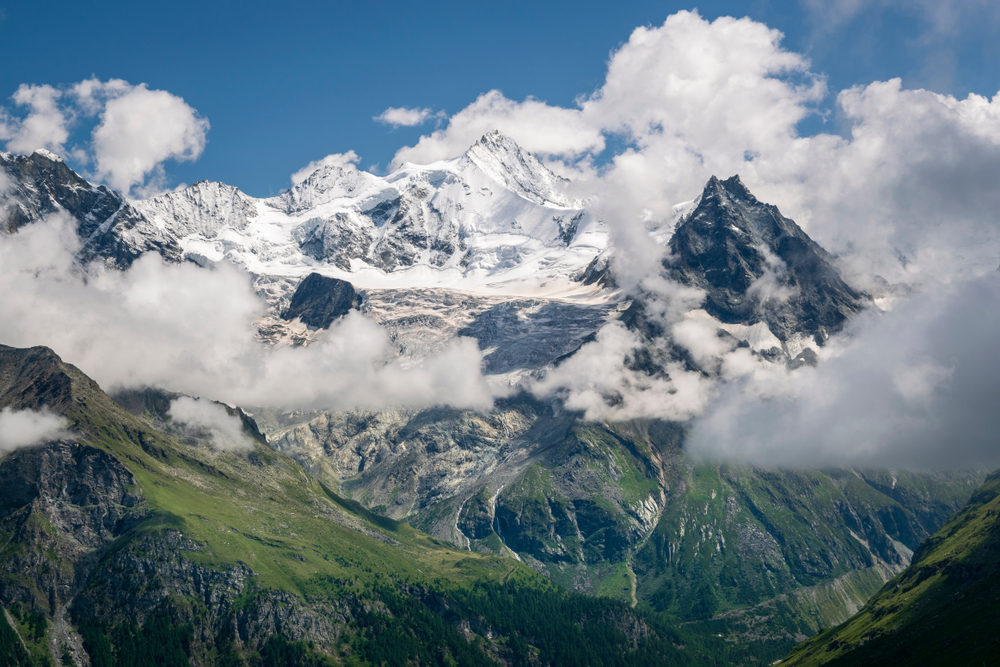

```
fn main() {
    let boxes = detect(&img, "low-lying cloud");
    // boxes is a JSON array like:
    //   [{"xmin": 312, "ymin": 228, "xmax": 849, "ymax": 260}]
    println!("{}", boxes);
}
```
[
  {"xmin": 168, "ymin": 397, "xmax": 251, "ymax": 450},
  {"xmin": 0, "ymin": 407, "xmax": 68, "ymax": 452},
  {"xmin": 687, "ymin": 273, "xmax": 1000, "ymax": 469},
  {"xmin": 0, "ymin": 215, "xmax": 494, "ymax": 413}
]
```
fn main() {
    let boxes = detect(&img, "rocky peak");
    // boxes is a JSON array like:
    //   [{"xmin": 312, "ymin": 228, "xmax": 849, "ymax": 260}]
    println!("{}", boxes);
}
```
[
  {"xmin": 1, "ymin": 150, "xmax": 122, "ymax": 235},
  {"xmin": 667, "ymin": 175, "xmax": 870, "ymax": 342},
  {"xmin": 0, "ymin": 152, "xmax": 184, "ymax": 268},
  {"xmin": 461, "ymin": 130, "xmax": 573, "ymax": 207},
  {"xmin": 276, "ymin": 161, "xmax": 375, "ymax": 213},
  {"xmin": 132, "ymin": 180, "xmax": 259, "ymax": 238},
  {"xmin": 280, "ymin": 273, "xmax": 362, "ymax": 329}
]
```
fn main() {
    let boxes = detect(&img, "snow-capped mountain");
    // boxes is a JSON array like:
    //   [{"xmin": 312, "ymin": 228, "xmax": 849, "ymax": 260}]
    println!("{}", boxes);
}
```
[
  {"xmin": 130, "ymin": 130, "xmax": 607, "ymax": 293},
  {"xmin": 1, "ymin": 135, "xmax": 872, "ymax": 379},
  {"xmin": 0, "ymin": 149, "xmax": 182, "ymax": 266}
]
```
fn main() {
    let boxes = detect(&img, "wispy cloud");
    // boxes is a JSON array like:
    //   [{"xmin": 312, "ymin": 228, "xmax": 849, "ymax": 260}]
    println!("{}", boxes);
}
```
[
  {"xmin": 168, "ymin": 397, "xmax": 252, "ymax": 450},
  {"xmin": 374, "ymin": 106, "xmax": 445, "ymax": 128}
]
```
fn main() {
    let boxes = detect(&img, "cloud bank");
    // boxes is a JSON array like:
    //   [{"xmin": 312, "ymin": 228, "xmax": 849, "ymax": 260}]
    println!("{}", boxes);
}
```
[
  {"xmin": 0, "ymin": 215, "xmax": 494, "ymax": 413},
  {"xmin": 688, "ymin": 273, "xmax": 1000, "ymax": 469}
]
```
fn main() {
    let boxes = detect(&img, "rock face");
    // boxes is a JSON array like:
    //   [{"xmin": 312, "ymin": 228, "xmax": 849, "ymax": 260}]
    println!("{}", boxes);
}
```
[
  {"xmin": 0, "ymin": 151, "xmax": 182, "ymax": 268},
  {"xmin": 0, "ymin": 345, "xmax": 76, "ymax": 414},
  {"xmin": 668, "ymin": 175, "xmax": 869, "ymax": 343},
  {"xmin": 267, "ymin": 397, "xmax": 984, "ymax": 631},
  {"xmin": 0, "ymin": 441, "xmax": 148, "ymax": 609},
  {"xmin": 280, "ymin": 273, "xmax": 362, "ymax": 329}
]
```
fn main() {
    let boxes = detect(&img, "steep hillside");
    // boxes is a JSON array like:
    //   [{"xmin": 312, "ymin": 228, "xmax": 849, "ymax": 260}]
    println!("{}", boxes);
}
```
[
  {"xmin": 265, "ymin": 401, "xmax": 983, "ymax": 646},
  {"xmin": 780, "ymin": 468, "xmax": 1000, "ymax": 666}
]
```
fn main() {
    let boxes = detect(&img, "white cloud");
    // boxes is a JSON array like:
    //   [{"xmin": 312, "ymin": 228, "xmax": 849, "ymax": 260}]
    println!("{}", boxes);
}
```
[
  {"xmin": 0, "ymin": 78, "xmax": 209, "ymax": 197},
  {"xmin": 0, "ymin": 407, "xmax": 68, "ymax": 452},
  {"xmin": 390, "ymin": 10, "xmax": 1000, "ymax": 292},
  {"xmin": 529, "ymin": 321, "xmax": 714, "ymax": 422},
  {"xmin": 290, "ymin": 150, "xmax": 360, "ymax": 185},
  {"xmin": 688, "ymin": 273, "xmax": 1000, "ymax": 468},
  {"xmin": 374, "ymin": 106, "xmax": 444, "ymax": 127},
  {"xmin": 70, "ymin": 77, "xmax": 132, "ymax": 115},
  {"xmin": 91, "ymin": 84, "xmax": 209, "ymax": 195},
  {"xmin": 168, "ymin": 396, "xmax": 251, "ymax": 450},
  {"xmin": 0, "ymin": 84, "xmax": 70, "ymax": 155},
  {"xmin": 390, "ymin": 90, "xmax": 605, "ymax": 168},
  {"xmin": 0, "ymin": 215, "xmax": 494, "ymax": 414}
]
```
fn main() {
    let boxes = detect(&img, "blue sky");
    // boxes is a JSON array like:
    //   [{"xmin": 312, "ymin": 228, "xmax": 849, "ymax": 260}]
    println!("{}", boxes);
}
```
[{"xmin": 2, "ymin": 0, "xmax": 999, "ymax": 196}]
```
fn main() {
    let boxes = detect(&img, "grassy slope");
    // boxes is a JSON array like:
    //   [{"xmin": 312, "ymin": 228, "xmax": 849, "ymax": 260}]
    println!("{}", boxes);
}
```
[
  {"xmin": 781, "ymin": 469, "xmax": 1000, "ymax": 666},
  {"xmin": 632, "ymin": 461, "xmax": 983, "ymax": 625},
  {"xmin": 28, "ymin": 347, "xmax": 528, "ymax": 596}
]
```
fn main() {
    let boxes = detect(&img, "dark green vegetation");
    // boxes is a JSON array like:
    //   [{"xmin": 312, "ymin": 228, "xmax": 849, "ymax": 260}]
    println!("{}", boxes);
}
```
[
  {"xmin": 1, "ymin": 608, "xmax": 35, "ymax": 667},
  {"xmin": 781, "ymin": 468, "xmax": 1000, "ymax": 666}
]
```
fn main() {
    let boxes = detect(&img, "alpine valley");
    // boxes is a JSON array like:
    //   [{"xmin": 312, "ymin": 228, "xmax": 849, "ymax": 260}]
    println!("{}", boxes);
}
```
[{"xmin": 0, "ymin": 133, "xmax": 992, "ymax": 667}]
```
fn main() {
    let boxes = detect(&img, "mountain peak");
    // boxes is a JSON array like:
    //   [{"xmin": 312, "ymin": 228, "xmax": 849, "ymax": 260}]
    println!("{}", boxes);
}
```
[
  {"xmin": 668, "ymin": 176, "xmax": 868, "ymax": 342},
  {"xmin": 462, "ymin": 130, "xmax": 574, "ymax": 208},
  {"xmin": 31, "ymin": 148, "xmax": 64, "ymax": 163},
  {"xmin": 702, "ymin": 174, "xmax": 757, "ymax": 205}
]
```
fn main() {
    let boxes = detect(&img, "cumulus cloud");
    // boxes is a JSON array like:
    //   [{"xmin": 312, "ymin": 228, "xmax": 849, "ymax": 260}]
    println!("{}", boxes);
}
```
[
  {"xmin": 477, "ymin": 8, "xmax": 1000, "ymax": 467},
  {"xmin": 374, "ymin": 106, "xmax": 445, "ymax": 128},
  {"xmin": 0, "ymin": 407, "xmax": 68, "ymax": 452},
  {"xmin": 290, "ymin": 150, "xmax": 360, "ymax": 185},
  {"xmin": 89, "ymin": 83, "xmax": 209, "ymax": 194},
  {"xmin": 168, "ymin": 397, "xmax": 252, "ymax": 450},
  {"xmin": 0, "ymin": 78, "xmax": 208, "ymax": 197},
  {"xmin": 0, "ymin": 215, "xmax": 493, "ymax": 413},
  {"xmin": 0, "ymin": 84, "xmax": 70, "ymax": 154},
  {"xmin": 392, "ymin": 11, "xmax": 1000, "ymax": 292}
]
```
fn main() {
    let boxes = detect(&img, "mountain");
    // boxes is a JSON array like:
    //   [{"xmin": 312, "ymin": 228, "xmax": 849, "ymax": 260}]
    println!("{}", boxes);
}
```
[
  {"xmin": 128, "ymin": 129, "xmax": 604, "ymax": 286},
  {"xmin": 0, "ymin": 150, "xmax": 181, "ymax": 267},
  {"xmin": 781, "ymin": 468, "xmax": 1000, "ymax": 666},
  {"xmin": 265, "ymin": 402, "xmax": 981, "ymax": 641},
  {"xmin": 667, "ymin": 175, "xmax": 868, "ymax": 346},
  {"xmin": 0, "ymin": 343, "xmax": 732, "ymax": 667},
  {"xmin": 0, "ymin": 140, "xmax": 988, "ymax": 663}
]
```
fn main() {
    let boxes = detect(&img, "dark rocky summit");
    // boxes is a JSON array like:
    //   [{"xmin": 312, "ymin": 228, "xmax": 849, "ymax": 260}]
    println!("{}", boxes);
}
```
[
  {"xmin": 668, "ymin": 175, "xmax": 870, "ymax": 342},
  {"xmin": 280, "ymin": 272, "xmax": 362, "ymax": 329}
]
